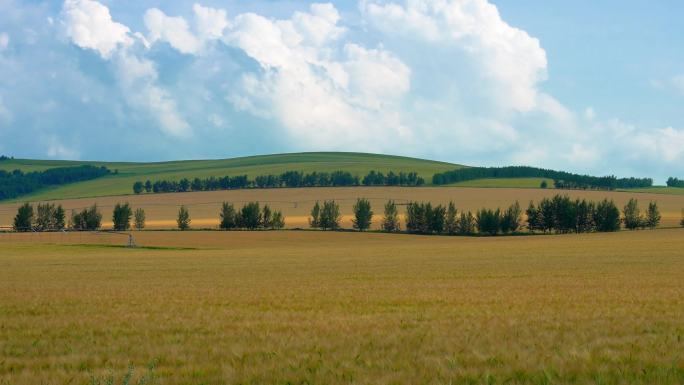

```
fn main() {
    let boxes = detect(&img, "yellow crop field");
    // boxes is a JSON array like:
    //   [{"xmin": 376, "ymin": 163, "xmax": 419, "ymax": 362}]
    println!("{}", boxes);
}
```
[
  {"xmin": 1, "ymin": 229, "xmax": 684, "ymax": 384},
  {"xmin": 1, "ymin": 186, "xmax": 683, "ymax": 229}
]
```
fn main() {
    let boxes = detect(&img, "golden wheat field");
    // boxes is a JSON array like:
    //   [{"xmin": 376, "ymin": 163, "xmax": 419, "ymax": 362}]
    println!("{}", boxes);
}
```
[
  {"xmin": 1, "ymin": 187, "xmax": 683, "ymax": 229},
  {"xmin": 1, "ymin": 229, "xmax": 684, "ymax": 384}
]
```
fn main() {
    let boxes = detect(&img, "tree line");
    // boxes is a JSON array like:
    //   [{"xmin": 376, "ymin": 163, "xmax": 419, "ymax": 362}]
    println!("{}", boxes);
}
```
[
  {"xmin": 12, "ymin": 195, "xmax": 676, "ymax": 235},
  {"xmin": 132, "ymin": 170, "xmax": 425, "ymax": 194},
  {"xmin": 1, "ymin": 165, "xmax": 111, "ymax": 201},
  {"xmin": 666, "ymin": 177, "xmax": 684, "ymax": 188},
  {"xmin": 12, "ymin": 201, "xmax": 284, "ymax": 232},
  {"xmin": 309, "ymin": 195, "xmax": 665, "ymax": 235},
  {"xmin": 432, "ymin": 166, "xmax": 653, "ymax": 190}
]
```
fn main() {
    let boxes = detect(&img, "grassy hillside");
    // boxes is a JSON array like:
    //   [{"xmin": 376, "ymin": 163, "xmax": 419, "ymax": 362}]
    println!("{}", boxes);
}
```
[{"xmin": 0, "ymin": 152, "xmax": 464, "ymax": 201}]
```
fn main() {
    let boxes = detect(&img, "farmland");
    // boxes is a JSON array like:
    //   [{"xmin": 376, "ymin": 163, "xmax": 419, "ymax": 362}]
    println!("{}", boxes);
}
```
[
  {"xmin": 2, "ymin": 186, "xmax": 683, "ymax": 229},
  {"xmin": 1, "ymin": 229, "xmax": 684, "ymax": 384},
  {"xmin": 0, "ymin": 152, "xmax": 463, "ymax": 201}
]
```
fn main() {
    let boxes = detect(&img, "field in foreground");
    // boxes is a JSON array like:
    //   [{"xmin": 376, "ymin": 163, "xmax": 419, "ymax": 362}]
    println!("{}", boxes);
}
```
[
  {"xmin": 1, "ymin": 229, "xmax": 684, "ymax": 384},
  {"xmin": 2, "ymin": 186, "xmax": 683, "ymax": 229}
]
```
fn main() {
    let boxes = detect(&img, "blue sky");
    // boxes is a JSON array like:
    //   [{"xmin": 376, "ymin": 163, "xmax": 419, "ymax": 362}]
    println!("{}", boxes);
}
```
[{"xmin": 0, "ymin": 0, "xmax": 682, "ymax": 182}]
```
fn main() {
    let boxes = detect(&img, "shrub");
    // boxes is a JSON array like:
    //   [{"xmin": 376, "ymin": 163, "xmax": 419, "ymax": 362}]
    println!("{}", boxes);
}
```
[
  {"xmin": 381, "ymin": 200, "xmax": 400, "ymax": 232},
  {"xmin": 352, "ymin": 198, "xmax": 373, "ymax": 231},
  {"xmin": 177, "ymin": 206, "xmax": 190, "ymax": 231},
  {"xmin": 134, "ymin": 208, "xmax": 146, "ymax": 230},
  {"xmin": 13, "ymin": 203, "xmax": 33, "ymax": 232},
  {"xmin": 112, "ymin": 203, "xmax": 132, "ymax": 231}
]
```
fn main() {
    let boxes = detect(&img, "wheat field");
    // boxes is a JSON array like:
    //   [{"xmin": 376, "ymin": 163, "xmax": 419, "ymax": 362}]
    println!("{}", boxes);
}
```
[
  {"xmin": 1, "ymin": 229, "xmax": 684, "ymax": 384},
  {"xmin": 1, "ymin": 186, "xmax": 683, "ymax": 230}
]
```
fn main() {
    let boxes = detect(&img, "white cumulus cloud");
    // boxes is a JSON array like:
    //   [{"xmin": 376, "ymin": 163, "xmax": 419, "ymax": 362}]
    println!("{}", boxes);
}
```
[
  {"xmin": 61, "ymin": 0, "xmax": 132, "ymax": 59},
  {"xmin": 144, "ymin": 8, "xmax": 201, "ymax": 55}
]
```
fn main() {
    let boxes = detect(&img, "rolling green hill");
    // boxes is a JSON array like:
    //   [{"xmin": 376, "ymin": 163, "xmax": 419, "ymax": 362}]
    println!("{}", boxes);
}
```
[{"xmin": 0, "ymin": 152, "xmax": 465, "ymax": 201}]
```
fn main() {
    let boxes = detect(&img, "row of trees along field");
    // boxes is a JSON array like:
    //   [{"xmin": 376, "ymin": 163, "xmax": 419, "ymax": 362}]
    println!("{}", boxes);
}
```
[
  {"xmin": 11, "ymin": 196, "xmax": 677, "ymax": 234},
  {"xmin": 12, "ymin": 203, "xmax": 146, "ymax": 232},
  {"xmin": 309, "ymin": 195, "xmax": 668, "ymax": 235},
  {"xmin": 666, "ymin": 177, "xmax": 684, "ymax": 188},
  {"xmin": 0, "ymin": 165, "xmax": 111, "ymax": 200},
  {"xmin": 132, "ymin": 170, "xmax": 425, "ymax": 194},
  {"xmin": 432, "ymin": 166, "xmax": 653, "ymax": 190},
  {"xmin": 11, "ymin": 201, "xmax": 284, "ymax": 232}
]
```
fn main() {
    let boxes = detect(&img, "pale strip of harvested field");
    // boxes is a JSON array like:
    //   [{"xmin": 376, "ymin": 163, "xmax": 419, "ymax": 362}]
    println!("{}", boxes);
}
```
[
  {"xmin": 1, "ymin": 186, "xmax": 683, "ymax": 229},
  {"xmin": 1, "ymin": 229, "xmax": 683, "ymax": 384}
]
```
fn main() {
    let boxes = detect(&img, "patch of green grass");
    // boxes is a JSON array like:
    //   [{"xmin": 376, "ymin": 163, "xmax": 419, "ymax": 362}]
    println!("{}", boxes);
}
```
[
  {"xmin": 2, "ymin": 152, "xmax": 464, "ymax": 201},
  {"xmin": 446, "ymin": 177, "xmax": 553, "ymax": 188},
  {"xmin": 620, "ymin": 187, "xmax": 684, "ymax": 196}
]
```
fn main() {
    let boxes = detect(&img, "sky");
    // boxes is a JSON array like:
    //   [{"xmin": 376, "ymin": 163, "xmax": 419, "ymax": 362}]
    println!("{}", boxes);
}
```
[{"xmin": 0, "ymin": 0, "xmax": 682, "ymax": 182}]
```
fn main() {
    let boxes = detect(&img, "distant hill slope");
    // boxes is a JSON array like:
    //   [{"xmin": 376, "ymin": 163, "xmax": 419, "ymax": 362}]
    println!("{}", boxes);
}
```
[{"xmin": 0, "ymin": 152, "xmax": 464, "ymax": 201}]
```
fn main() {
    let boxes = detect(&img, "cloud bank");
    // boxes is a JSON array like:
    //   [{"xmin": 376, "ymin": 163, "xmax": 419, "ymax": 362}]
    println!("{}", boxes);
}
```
[{"xmin": 0, "ymin": 0, "xmax": 681, "ymax": 182}]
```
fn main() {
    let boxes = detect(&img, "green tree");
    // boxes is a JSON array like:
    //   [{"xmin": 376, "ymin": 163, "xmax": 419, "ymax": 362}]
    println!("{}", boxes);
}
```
[
  {"xmin": 457, "ymin": 211, "xmax": 476, "ymax": 235},
  {"xmin": 622, "ymin": 198, "xmax": 641, "ymax": 230},
  {"xmin": 427, "ymin": 204, "xmax": 446, "ymax": 234},
  {"xmin": 134, "ymin": 208, "xmax": 146, "ymax": 230},
  {"xmin": 405, "ymin": 202, "xmax": 428, "ymax": 233},
  {"xmin": 13, "ymin": 203, "xmax": 33, "ymax": 232},
  {"xmin": 476, "ymin": 208, "xmax": 500, "ymax": 236},
  {"xmin": 681, "ymin": 210, "xmax": 684, "ymax": 228},
  {"xmin": 219, "ymin": 202, "xmax": 237, "ymax": 230},
  {"xmin": 500, "ymin": 201, "xmax": 521, "ymax": 234},
  {"xmin": 540, "ymin": 180, "xmax": 548, "ymax": 189},
  {"xmin": 133, "ymin": 181, "xmax": 144, "ymax": 194},
  {"xmin": 54, "ymin": 205, "xmax": 66, "ymax": 230},
  {"xmin": 646, "ymin": 202, "xmax": 661, "ymax": 229},
  {"xmin": 144, "ymin": 180, "xmax": 152, "ymax": 193},
  {"xmin": 381, "ymin": 200, "xmax": 401, "ymax": 232},
  {"xmin": 240, "ymin": 202, "xmax": 262, "ymax": 230},
  {"xmin": 525, "ymin": 201, "xmax": 540, "ymax": 232},
  {"xmin": 319, "ymin": 200, "xmax": 341, "ymax": 230},
  {"xmin": 177, "ymin": 206, "xmax": 191, "ymax": 231},
  {"xmin": 35, "ymin": 203, "xmax": 56, "ymax": 231},
  {"xmin": 271, "ymin": 210, "xmax": 286, "ymax": 229},
  {"xmin": 352, "ymin": 198, "xmax": 373, "ymax": 231},
  {"xmin": 445, "ymin": 202, "xmax": 458, "ymax": 235},
  {"xmin": 71, "ymin": 205, "xmax": 102, "ymax": 231},
  {"xmin": 594, "ymin": 199, "xmax": 621, "ymax": 232},
  {"xmin": 262, "ymin": 204, "xmax": 273, "ymax": 229},
  {"xmin": 112, "ymin": 203, "xmax": 133, "ymax": 231},
  {"xmin": 309, "ymin": 201, "xmax": 321, "ymax": 229}
]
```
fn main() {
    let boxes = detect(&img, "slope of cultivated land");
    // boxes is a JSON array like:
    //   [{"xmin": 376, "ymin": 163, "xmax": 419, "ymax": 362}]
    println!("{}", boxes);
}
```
[
  {"xmin": 0, "ymin": 152, "xmax": 463, "ymax": 201},
  {"xmin": 1, "ymin": 229, "xmax": 684, "ymax": 384},
  {"xmin": 2, "ymin": 186, "xmax": 683, "ymax": 229}
]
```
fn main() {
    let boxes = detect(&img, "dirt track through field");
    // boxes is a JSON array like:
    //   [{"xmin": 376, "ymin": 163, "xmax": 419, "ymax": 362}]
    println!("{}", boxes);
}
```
[{"xmin": 1, "ymin": 186, "xmax": 683, "ymax": 229}]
